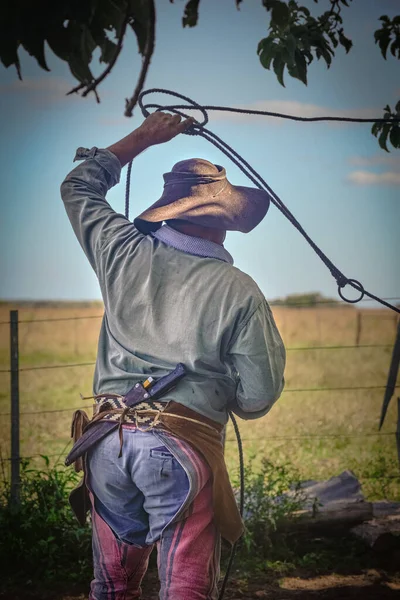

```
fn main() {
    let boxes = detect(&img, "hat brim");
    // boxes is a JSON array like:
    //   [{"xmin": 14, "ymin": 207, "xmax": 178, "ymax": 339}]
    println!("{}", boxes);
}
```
[{"xmin": 134, "ymin": 181, "xmax": 270, "ymax": 235}]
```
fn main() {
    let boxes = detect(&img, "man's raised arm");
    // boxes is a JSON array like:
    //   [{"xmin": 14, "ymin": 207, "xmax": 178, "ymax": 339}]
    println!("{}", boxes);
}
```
[{"xmin": 60, "ymin": 113, "xmax": 194, "ymax": 272}]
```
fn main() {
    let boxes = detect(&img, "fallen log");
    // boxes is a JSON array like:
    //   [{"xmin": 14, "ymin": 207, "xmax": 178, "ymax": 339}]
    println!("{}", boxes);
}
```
[
  {"xmin": 281, "ymin": 500, "xmax": 374, "ymax": 533},
  {"xmin": 351, "ymin": 515, "xmax": 400, "ymax": 553}
]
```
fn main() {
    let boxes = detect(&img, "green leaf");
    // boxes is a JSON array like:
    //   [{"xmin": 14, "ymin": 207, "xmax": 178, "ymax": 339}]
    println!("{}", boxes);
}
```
[
  {"xmin": 390, "ymin": 40, "xmax": 400, "ymax": 59},
  {"xmin": 258, "ymin": 37, "xmax": 278, "ymax": 69},
  {"xmin": 0, "ymin": 39, "xmax": 20, "ymax": 69},
  {"xmin": 182, "ymin": 0, "xmax": 200, "ymax": 27},
  {"xmin": 80, "ymin": 26, "xmax": 97, "ymax": 65},
  {"xmin": 46, "ymin": 26, "xmax": 72, "ymax": 62},
  {"xmin": 395, "ymin": 100, "xmax": 400, "ymax": 114},
  {"xmin": 101, "ymin": 38, "xmax": 118, "ymax": 63},
  {"xmin": 328, "ymin": 31, "xmax": 338, "ymax": 48},
  {"xmin": 273, "ymin": 54, "xmax": 285, "ymax": 86},
  {"xmin": 68, "ymin": 54, "xmax": 94, "ymax": 84},
  {"xmin": 303, "ymin": 49, "xmax": 313, "ymax": 64},
  {"xmin": 338, "ymin": 31, "xmax": 353, "ymax": 53},
  {"xmin": 319, "ymin": 45, "xmax": 333, "ymax": 67},
  {"xmin": 371, "ymin": 121, "xmax": 382, "ymax": 137},
  {"xmin": 271, "ymin": 1, "xmax": 290, "ymax": 29},
  {"xmin": 389, "ymin": 126, "xmax": 400, "ymax": 148},
  {"xmin": 127, "ymin": 1, "xmax": 150, "ymax": 55},
  {"xmin": 90, "ymin": 25, "xmax": 119, "ymax": 63},
  {"xmin": 259, "ymin": 50, "xmax": 275, "ymax": 70},
  {"xmin": 20, "ymin": 34, "xmax": 50, "ymax": 72},
  {"xmin": 257, "ymin": 36, "xmax": 275, "ymax": 55},
  {"xmin": 293, "ymin": 49, "xmax": 307, "ymax": 84},
  {"xmin": 96, "ymin": 0, "xmax": 126, "ymax": 37},
  {"xmin": 285, "ymin": 33, "xmax": 297, "ymax": 64},
  {"xmin": 378, "ymin": 123, "xmax": 391, "ymax": 152},
  {"xmin": 376, "ymin": 29, "xmax": 391, "ymax": 59}
]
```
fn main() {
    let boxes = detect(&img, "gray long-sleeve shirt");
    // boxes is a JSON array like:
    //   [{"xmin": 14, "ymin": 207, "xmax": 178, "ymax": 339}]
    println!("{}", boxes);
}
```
[{"xmin": 60, "ymin": 146, "xmax": 286, "ymax": 424}]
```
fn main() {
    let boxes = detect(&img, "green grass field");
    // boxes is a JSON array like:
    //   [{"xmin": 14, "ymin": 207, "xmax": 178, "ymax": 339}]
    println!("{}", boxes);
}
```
[{"xmin": 0, "ymin": 301, "xmax": 399, "ymax": 500}]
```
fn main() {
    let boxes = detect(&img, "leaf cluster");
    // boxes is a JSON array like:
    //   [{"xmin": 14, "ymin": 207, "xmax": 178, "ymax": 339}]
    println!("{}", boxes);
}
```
[
  {"xmin": 0, "ymin": 0, "xmax": 151, "ymax": 92},
  {"xmin": 371, "ymin": 101, "xmax": 400, "ymax": 152},
  {"xmin": 256, "ymin": 0, "xmax": 353, "ymax": 87},
  {"xmin": 1, "ymin": 1, "xmax": 399, "ymax": 151},
  {"xmin": 374, "ymin": 15, "xmax": 400, "ymax": 60},
  {"xmin": 0, "ymin": 456, "xmax": 91, "ymax": 586}
]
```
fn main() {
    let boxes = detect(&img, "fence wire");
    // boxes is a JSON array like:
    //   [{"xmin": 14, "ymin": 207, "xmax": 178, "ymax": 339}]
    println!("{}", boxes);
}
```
[
  {"xmin": 0, "ymin": 345, "xmax": 395, "ymax": 375},
  {"xmin": 0, "ymin": 296, "xmax": 399, "ymax": 325},
  {"xmin": 1, "ymin": 308, "xmax": 399, "ymax": 486}
]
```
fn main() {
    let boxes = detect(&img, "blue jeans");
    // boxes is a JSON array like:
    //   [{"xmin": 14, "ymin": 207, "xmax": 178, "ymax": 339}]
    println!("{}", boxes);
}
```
[
  {"xmin": 86, "ymin": 426, "xmax": 220, "ymax": 599},
  {"xmin": 86, "ymin": 426, "xmax": 190, "ymax": 546}
]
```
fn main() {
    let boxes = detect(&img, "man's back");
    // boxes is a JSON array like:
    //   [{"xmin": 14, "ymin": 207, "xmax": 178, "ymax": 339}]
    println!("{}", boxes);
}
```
[
  {"xmin": 95, "ymin": 223, "xmax": 283, "ymax": 423},
  {"xmin": 61, "ymin": 146, "xmax": 285, "ymax": 424}
]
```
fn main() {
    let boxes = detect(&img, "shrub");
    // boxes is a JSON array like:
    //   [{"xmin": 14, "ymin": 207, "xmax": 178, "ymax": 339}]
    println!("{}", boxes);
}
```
[
  {"xmin": 232, "ymin": 457, "xmax": 307, "ymax": 562},
  {"xmin": 0, "ymin": 456, "xmax": 92, "ymax": 586}
]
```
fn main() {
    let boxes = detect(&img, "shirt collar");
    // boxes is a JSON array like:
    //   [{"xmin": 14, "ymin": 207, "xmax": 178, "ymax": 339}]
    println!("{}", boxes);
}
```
[{"xmin": 152, "ymin": 225, "xmax": 234, "ymax": 265}]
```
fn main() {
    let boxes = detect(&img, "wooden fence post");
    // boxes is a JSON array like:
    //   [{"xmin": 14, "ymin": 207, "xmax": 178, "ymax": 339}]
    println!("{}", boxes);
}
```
[{"xmin": 10, "ymin": 310, "xmax": 20, "ymax": 505}]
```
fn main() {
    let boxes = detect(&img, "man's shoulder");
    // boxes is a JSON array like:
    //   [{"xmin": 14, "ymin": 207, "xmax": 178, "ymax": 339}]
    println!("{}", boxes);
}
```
[{"xmin": 218, "ymin": 262, "xmax": 265, "ymax": 309}]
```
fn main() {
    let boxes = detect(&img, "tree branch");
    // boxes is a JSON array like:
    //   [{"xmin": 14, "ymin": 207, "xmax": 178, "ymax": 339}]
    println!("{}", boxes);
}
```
[
  {"xmin": 124, "ymin": 0, "xmax": 156, "ymax": 117},
  {"xmin": 66, "ymin": 13, "xmax": 130, "ymax": 102}
]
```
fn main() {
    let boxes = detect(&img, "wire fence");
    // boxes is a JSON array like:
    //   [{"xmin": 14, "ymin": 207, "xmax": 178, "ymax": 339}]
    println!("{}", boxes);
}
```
[
  {"xmin": 0, "ymin": 295, "xmax": 399, "ymax": 326},
  {"xmin": 1, "ymin": 306, "xmax": 399, "ymax": 487}
]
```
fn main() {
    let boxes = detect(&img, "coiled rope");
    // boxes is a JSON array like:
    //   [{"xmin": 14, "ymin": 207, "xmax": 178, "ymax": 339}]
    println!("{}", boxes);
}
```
[
  {"xmin": 125, "ymin": 88, "xmax": 399, "ymax": 314},
  {"xmin": 123, "ymin": 89, "xmax": 399, "ymax": 598}
]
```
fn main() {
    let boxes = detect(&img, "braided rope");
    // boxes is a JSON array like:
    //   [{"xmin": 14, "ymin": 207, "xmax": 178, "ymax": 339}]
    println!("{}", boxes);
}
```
[
  {"xmin": 123, "ymin": 90, "xmax": 399, "ymax": 598},
  {"xmin": 123, "ymin": 88, "xmax": 399, "ymax": 314}
]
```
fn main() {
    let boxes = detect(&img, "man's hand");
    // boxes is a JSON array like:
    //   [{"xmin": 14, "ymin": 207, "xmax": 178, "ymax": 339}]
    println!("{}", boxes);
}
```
[
  {"xmin": 137, "ymin": 112, "xmax": 195, "ymax": 146},
  {"xmin": 106, "ymin": 112, "xmax": 195, "ymax": 168}
]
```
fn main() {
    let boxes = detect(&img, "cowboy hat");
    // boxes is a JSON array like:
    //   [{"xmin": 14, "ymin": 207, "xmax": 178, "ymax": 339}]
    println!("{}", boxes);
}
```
[{"xmin": 134, "ymin": 158, "xmax": 270, "ymax": 234}]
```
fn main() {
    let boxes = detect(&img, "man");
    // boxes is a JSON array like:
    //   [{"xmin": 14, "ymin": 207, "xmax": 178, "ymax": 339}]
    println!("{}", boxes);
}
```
[{"xmin": 61, "ymin": 111, "xmax": 286, "ymax": 600}]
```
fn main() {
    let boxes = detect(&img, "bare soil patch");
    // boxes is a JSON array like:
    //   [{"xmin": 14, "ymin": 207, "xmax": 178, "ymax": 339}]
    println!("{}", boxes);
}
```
[{"xmin": 2, "ymin": 569, "xmax": 400, "ymax": 600}]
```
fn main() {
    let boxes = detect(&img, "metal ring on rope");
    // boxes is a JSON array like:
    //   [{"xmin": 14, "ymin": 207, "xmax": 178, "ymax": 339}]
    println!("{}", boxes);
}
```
[{"xmin": 338, "ymin": 279, "xmax": 365, "ymax": 303}]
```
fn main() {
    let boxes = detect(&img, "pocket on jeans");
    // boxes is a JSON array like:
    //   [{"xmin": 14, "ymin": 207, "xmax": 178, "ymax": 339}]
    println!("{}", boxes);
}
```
[{"xmin": 150, "ymin": 446, "xmax": 181, "ymax": 470}]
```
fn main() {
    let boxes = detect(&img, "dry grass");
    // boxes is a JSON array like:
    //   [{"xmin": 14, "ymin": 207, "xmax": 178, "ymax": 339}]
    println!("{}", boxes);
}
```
[{"xmin": 0, "ymin": 302, "xmax": 399, "ymax": 500}]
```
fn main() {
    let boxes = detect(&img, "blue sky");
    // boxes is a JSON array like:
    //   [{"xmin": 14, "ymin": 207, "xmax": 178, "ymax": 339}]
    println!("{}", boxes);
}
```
[{"xmin": 0, "ymin": 0, "xmax": 399, "ymax": 304}]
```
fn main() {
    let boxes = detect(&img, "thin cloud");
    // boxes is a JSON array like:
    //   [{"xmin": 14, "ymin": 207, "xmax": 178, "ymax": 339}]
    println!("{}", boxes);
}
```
[
  {"xmin": 0, "ymin": 75, "xmax": 114, "ymax": 105},
  {"xmin": 349, "ymin": 154, "xmax": 400, "ymax": 168},
  {"xmin": 347, "ymin": 170, "xmax": 400, "ymax": 186},
  {"xmin": 0, "ymin": 76, "xmax": 72, "ymax": 96},
  {"xmin": 0, "ymin": 76, "xmax": 84, "ymax": 108}
]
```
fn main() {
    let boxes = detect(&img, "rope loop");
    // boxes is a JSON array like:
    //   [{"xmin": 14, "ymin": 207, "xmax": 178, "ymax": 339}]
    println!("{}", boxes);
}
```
[
  {"xmin": 139, "ymin": 88, "xmax": 209, "ymax": 127},
  {"xmin": 128, "ymin": 88, "xmax": 400, "ymax": 315},
  {"xmin": 338, "ymin": 278, "xmax": 365, "ymax": 304}
]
